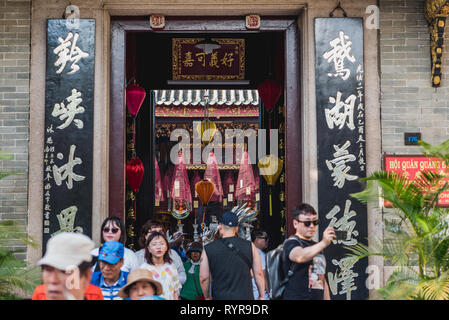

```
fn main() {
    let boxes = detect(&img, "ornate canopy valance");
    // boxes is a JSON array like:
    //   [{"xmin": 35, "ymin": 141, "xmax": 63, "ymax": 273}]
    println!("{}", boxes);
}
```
[
  {"xmin": 154, "ymin": 89, "xmax": 259, "ymax": 106},
  {"xmin": 154, "ymin": 89, "xmax": 260, "ymax": 117}
]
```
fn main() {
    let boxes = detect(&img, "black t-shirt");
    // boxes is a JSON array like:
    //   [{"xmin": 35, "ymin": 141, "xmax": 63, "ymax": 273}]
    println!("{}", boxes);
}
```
[{"xmin": 282, "ymin": 235, "xmax": 327, "ymax": 300}]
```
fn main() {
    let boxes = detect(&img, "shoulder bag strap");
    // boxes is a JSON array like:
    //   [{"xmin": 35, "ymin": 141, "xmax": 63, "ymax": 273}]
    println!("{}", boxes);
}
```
[
  {"xmin": 191, "ymin": 266, "xmax": 203, "ymax": 297},
  {"xmin": 284, "ymin": 236, "xmax": 305, "ymax": 277},
  {"xmin": 218, "ymin": 238, "xmax": 252, "ymax": 269}
]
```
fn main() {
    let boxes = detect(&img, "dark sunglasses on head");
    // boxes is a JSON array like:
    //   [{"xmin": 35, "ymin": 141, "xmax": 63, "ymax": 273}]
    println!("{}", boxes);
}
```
[
  {"xmin": 103, "ymin": 227, "xmax": 119, "ymax": 233},
  {"xmin": 295, "ymin": 219, "xmax": 319, "ymax": 227}
]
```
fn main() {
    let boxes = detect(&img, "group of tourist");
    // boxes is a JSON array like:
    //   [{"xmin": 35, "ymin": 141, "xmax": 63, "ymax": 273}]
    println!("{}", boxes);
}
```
[{"xmin": 33, "ymin": 203, "xmax": 335, "ymax": 300}]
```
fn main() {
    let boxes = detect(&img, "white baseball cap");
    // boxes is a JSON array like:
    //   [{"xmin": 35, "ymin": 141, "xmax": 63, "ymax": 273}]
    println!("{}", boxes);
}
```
[{"xmin": 38, "ymin": 232, "xmax": 95, "ymax": 271}]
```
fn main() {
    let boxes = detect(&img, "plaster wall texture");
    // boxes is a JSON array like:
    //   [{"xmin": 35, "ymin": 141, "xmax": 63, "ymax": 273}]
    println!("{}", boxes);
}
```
[{"xmin": 380, "ymin": 0, "xmax": 449, "ymax": 154}]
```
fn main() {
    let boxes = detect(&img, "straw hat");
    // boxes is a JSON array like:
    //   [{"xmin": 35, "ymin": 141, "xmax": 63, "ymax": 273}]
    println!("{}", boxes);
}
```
[{"xmin": 118, "ymin": 268, "xmax": 163, "ymax": 298}]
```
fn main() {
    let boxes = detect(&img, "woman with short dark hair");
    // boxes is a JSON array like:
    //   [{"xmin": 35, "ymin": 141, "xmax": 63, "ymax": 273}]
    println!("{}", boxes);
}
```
[
  {"xmin": 139, "ymin": 232, "xmax": 180, "ymax": 300},
  {"xmin": 90, "ymin": 216, "xmax": 139, "ymax": 273},
  {"xmin": 135, "ymin": 220, "xmax": 187, "ymax": 286}
]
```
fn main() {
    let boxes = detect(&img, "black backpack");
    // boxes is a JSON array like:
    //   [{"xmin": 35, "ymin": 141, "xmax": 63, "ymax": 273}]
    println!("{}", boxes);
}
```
[{"xmin": 265, "ymin": 237, "xmax": 300, "ymax": 300}]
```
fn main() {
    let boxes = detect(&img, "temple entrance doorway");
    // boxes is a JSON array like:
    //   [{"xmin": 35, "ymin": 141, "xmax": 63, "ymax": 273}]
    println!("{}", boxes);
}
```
[{"xmin": 110, "ymin": 18, "xmax": 301, "ymax": 251}]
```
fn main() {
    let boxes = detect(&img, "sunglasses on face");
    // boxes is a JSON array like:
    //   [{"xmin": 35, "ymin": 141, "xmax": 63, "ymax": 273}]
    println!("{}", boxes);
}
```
[
  {"xmin": 103, "ymin": 227, "xmax": 119, "ymax": 233},
  {"xmin": 295, "ymin": 219, "xmax": 319, "ymax": 227},
  {"xmin": 257, "ymin": 236, "xmax": 268, "ymax": 240}
]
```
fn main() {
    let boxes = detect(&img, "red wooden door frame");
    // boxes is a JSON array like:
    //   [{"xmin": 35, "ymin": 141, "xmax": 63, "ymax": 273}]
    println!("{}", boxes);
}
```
[{"xmin": 109, "ymin": 16, "xmax": 302, "ymax": 237}]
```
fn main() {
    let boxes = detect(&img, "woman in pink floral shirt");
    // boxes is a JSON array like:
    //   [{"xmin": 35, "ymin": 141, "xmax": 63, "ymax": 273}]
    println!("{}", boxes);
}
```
[{"xmin": 139, "ymin": 232, "xmax": 180, "ymax": 300}]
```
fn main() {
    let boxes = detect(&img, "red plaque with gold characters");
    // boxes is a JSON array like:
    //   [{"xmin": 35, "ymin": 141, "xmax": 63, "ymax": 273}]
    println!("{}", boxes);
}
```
[
  {"xmin": 384, "ymin": 155, "xmax": 449, "ymax": 207},
  {"xmin": 172, "ymin": 38, "xmax": 245, "ymax": 80}
]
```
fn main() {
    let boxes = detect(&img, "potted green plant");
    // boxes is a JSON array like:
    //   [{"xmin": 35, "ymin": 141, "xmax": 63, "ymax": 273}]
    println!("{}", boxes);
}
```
[
  {"xmin": 348, "ymin": 140, "xmax": 449, "ymax": 300},
  {"xmin": 0, "ymin": 151, "xmax": 41, "ymax": 299}
]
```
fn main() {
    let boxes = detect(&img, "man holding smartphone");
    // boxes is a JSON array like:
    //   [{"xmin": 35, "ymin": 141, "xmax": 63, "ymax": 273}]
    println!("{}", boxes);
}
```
[{"xmin": 282, "ymin": 203, "xmax": 336, "ymax": 300}]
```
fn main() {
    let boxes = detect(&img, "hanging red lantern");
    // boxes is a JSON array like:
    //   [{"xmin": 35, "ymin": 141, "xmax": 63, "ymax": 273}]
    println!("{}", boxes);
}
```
[
  {"xmin": 124, "ymin": 81, "xmax": 145, "ymax": 234},
  {"xmin": 126, "ymin": 156, "xmax": 144, "ymax": 192},
  {"xmin": 257, "ymin": 79, "xmax": 282, "ymax": 112},
  {"xmin": 257, "ymin": 79, "xmax": 282, "ymax": 140},
  {"xmin": 126, "ymin": 82, "xmax": 146, "ymax": 147},
  {"xmin": 126, "ymin": 83, "xmax": 146, "ymax": 116}
]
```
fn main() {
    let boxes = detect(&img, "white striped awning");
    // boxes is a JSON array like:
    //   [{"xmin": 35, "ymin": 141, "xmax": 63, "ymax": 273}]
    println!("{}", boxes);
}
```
[{"xmin": 153, "ymin": 89, "xmax": 259, "ymax": 106}]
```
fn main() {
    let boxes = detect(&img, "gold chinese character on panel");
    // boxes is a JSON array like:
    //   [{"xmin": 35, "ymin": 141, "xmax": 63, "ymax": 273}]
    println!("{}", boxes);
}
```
[
  {"xmin": 183, "ymin": 51, "xmax": 194, "ymax": 68},
  {"xmin": 196, "ymin": 52, "xmax": 207, "ymax": 67},
  {"xmin": 221, "ymin": 52, "xmax": 234, "ymax": 68},
  {"xmin": 209, "ymin": 52, "xmax": 220, "ymax": 69}
]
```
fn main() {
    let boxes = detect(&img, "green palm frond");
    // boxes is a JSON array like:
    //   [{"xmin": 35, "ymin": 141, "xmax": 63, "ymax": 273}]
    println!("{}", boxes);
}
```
[
  {"xmin": 344, "ymin": 238, "xmax": 388, "ymax": 267},
  {"xmin": 377, "ymin": 268, "xmax": 420, "ymax": 300},
  {"xmin": 353, "ymin": 171, "xmax": 423, "ymax": 222},
  {"xmin": 0, "ymin": 267, "xmax": 42, "ymax": 299},
  {"xmin": 0, "ymin": 219, "xmax": 40, "ymax": 299},
  {"xmin": 417, "ymin": 272, "xmax": 449, "ymax": 300},
  {"xmin": 419, "ymin": 140, "xmax": 449, "ymax": 165},
  {"xmin": 414, "ymin": 171, "xmax": 449, "ymax": 210},
  {"xmin": 344, "ymin": 242, "xmax": 374, "ymax": 264},
  {"xmin": 0, "ymin": 220, "xmax": 37, "ymax": 248},
  {"xmin": 0, "ymin": 248, "xmax": 42, "ymax": 299},
  {"xmin": 352, "ymin": 169, "xmax": 449, "ymax": 239}
]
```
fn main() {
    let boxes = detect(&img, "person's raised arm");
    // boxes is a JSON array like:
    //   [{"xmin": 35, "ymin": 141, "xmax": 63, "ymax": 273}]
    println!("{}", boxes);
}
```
[{"xmin": 289, "ymin": 228, "xmax": 335, "ymax": 264}]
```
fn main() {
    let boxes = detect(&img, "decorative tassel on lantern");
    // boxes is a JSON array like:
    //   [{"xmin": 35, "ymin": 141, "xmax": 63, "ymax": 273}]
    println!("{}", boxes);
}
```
[
  {"xmin": 191, "ymin": 170, "xmax": 202, "ymax": 241},
  {"xmin": 258, "ymin": 155, "xmax": 283, "ymax": 217},
  {"xmin": 254, "ymin": 166, "xmax": 260, "ymax": 213},
  {"xmin": 154, "ymin": 156, "xmax": 165, "ymax": 206},
  {"xmin": 191, "ymin": 171, "xmax": 202, "ymax": 217}
]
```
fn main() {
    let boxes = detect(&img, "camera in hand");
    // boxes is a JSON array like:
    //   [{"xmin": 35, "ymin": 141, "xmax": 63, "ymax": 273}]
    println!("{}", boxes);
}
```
[{"xmin": 334, "ymin": 230, "xmax": 347, "ymax": 241}]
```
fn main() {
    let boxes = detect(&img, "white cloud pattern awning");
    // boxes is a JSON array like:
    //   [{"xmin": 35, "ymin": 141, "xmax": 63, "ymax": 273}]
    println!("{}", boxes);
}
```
[{"xmin": 153, "ymin": 89, "xmax": 260, "ymax": 106}]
